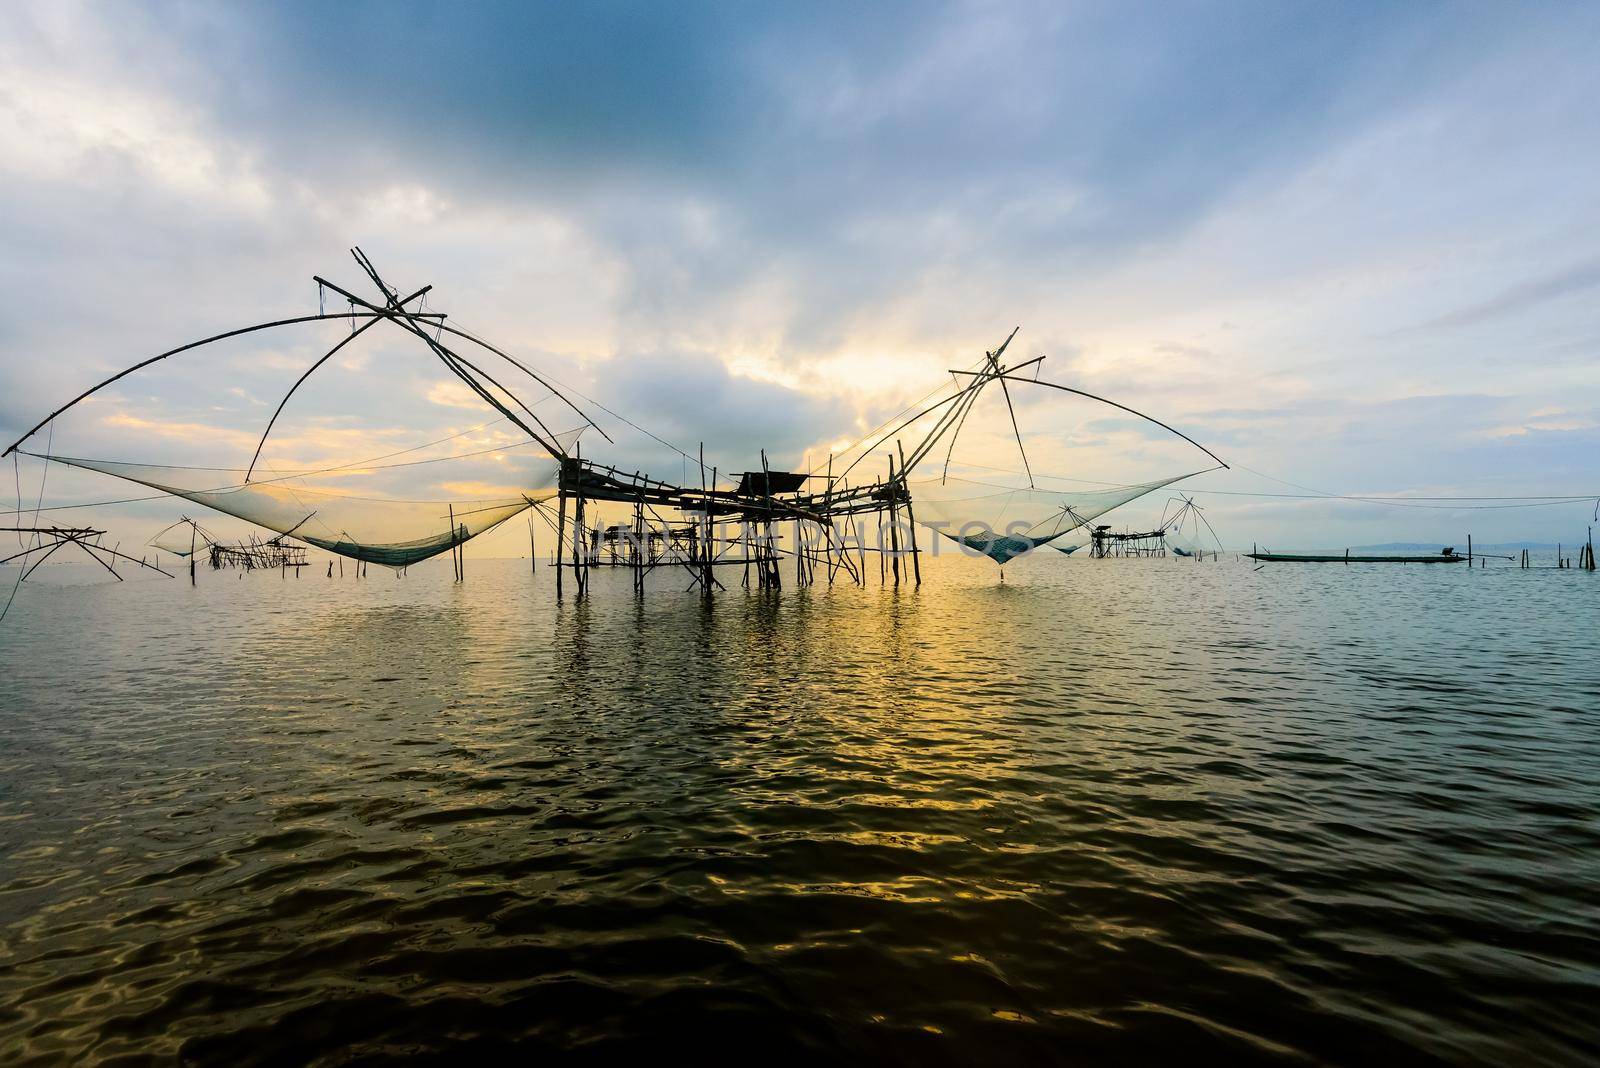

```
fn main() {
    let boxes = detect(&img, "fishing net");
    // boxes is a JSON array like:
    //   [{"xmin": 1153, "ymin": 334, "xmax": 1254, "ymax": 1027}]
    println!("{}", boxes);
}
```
[
  {"xmin": 148, "ymin": 519, "xmax": 214, "ymax": 557},
  {"xmin": 44, "ymin": 452, "xmax": 563, "ymax": 568},
  {"xmin": 1165, "ymin": 523, "xmax": 1203, "ymax": 557},
  {"xmin": 1159, "ymin": 496, "xmax": 1222, "ymax": 558},
  {"xmin": 911, "ymin": 472, "xmax": 1200, "ymax": 564}
]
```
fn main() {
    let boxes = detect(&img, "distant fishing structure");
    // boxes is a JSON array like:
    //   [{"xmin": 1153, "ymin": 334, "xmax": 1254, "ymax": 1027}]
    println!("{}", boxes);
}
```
[
  {"xmin": 1, "ymin": 525, "xmax": 170, "ymax": 622},
  {"xmin": 4, "ymin": 249, "xmax": 1237, "ymax": 600},
  {"xmin": 1089, "ymin": 495, "xmax": 1224, "ymax": 559},
  {"xmin": 149, "ymin": 518, "xmax": 308, "ymax": 580}
]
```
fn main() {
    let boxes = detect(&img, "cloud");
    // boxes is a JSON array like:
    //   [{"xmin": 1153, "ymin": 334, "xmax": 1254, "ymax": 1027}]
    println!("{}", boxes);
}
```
[
  {"xmin": 3, "ymin": 0, "xmax": 1600, "ymax": 549},
  {"xmin": 1398, "ymin": 257, "xmax": 1600, "ymax": 334},
  {"xmin": 590, "ymin": 349, "xmax": 838, "ymax": 474}
]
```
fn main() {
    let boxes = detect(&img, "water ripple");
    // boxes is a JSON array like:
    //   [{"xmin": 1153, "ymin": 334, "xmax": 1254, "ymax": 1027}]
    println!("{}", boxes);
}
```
[{"xmin": 1, "ymin": 556, "xmax": 1597, "ymax": 1064}]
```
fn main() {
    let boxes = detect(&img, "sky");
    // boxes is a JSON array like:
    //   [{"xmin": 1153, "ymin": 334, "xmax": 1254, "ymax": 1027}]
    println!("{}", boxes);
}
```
[{"xmin": 2, "ymin": 0, "xmax": 1599, "ymax": 556}]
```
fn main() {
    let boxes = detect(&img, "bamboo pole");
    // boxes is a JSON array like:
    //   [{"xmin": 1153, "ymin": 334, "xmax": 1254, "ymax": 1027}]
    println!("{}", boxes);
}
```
[
  {"xmin": 573, "ymin": 492, "xmax": 586, "ymax": 595},
  {"xmin": 759, "ymin": 449, "xmax": 777, "ymax": 590},
  {"xmin": 897, "ymin": 440, "xmax": 920, "ymax": 586},
  {"xmin": 887, "ymin": 452, "xmax": 900, "ymax": 586},
  {"xmin": 823, "ymin": 454, "xmax": 837, "ymax": 585},
  {"xmin": 572, "ymin": 444, "xmax": 587, "ymax": 596},
  {"xmin": 696, "ymin": 444, "xmax": 712, "ymax": 596},
  {"xmin": 858, "ymin": 515, "xmax": 868, "ymax": 582},
  {"xmin": 634, "ymin": 491, "xmax": 645, "ymax": 593},
  {"xmin": 449, "ymin": 503, "xmax": 460, "ymax": 582},
  {"xmin": 555, "ymin": 484, "xmax": 567, "ymax": 596}
]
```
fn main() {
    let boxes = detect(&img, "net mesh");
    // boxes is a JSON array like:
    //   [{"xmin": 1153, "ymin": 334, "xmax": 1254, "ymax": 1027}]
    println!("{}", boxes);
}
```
[
  {"xmin": 47, "ymin": 453, "xmax": 561, "ymax": 568},
  {"xmin": 911, "ymin": 472, "xmax": 1199, "ymax": 564},
  {"xmin": 1161, "ymin": 497, "xmax": 1219, "ymax": 557},
  {"xmin": 147, "ymin": 519, "xmax": 213, "ymax": 557}
]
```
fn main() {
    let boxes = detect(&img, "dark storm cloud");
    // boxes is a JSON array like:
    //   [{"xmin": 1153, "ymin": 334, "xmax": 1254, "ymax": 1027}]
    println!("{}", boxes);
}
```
[
  {"xmin": 34, "ymin": 0, "xmax": 1500, "ymax": 339},
  {"xmin": 4, "ymin": 0, "xmax": 1600, "ymax": 547}
]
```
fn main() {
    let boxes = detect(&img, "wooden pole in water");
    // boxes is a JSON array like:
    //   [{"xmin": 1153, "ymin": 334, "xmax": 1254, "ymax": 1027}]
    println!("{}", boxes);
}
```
[
  {"xmin": 822, "ymin": 453, "xmax": 837, "ymax": 586},
  {"xmin": 887, "ymin": 452, "xmax": 900, "ymax": 586},
  {"xmin": 759, "ymin": 449, "xmax": 777, "ymax": 590},
  {"xmin": 573, "ymin": 491, "xmax": 586, "ymax": 595},
  {"xmin": 634, "ymin": 490, "xmax": 644, "ymax": 594},
  {"xmin": 555, "ymin": 483, "xmax": 567, "ymax": 597},
  {"xmin": 859, "ymin": 517, "xmax": 868, "ymax": 583},
  {"xmin": 898, "ymin": 440, "xmax": 920, "ymax": 586},
  {"xmin": 1468, "ymin": 533, "xmax": 1472, "ymax": 564},
  {"xmin": 571, "ymin": 444, "xmax": 587, "ymax": 596},
  {"xmin": 697, "ymin": 444, "xmax": 712, "ymax": 597}
]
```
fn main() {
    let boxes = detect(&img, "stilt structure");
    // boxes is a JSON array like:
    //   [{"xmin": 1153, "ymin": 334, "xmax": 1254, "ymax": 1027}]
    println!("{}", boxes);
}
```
[{"xmin": 3, "ymin": 254, "xmax": 1232, "ymax": 600}]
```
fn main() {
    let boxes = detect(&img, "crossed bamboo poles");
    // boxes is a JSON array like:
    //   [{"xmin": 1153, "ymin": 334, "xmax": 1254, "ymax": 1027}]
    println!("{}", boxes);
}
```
[{"xmin": 1, "ymin": 526, "xmax": 172, "ymax": 622}]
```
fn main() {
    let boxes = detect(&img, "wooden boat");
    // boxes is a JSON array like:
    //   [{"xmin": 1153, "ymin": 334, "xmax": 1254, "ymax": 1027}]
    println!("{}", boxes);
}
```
[{"xmin": 1247, "ymin": 548, "xmax": 1467, "ymax": 564}]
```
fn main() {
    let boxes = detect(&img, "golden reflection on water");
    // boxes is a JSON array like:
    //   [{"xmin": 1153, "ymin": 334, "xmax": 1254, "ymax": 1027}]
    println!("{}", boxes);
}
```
[{"xmin": 0, "ymin": 554, "xmax": 1596, "ymax": 1062}]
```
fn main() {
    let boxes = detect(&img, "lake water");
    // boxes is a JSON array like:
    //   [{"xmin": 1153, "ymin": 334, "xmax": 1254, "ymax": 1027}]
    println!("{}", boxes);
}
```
[{"xmin": 1, "ymin": 553, "xmax": 1597, "ymax": 1064}]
